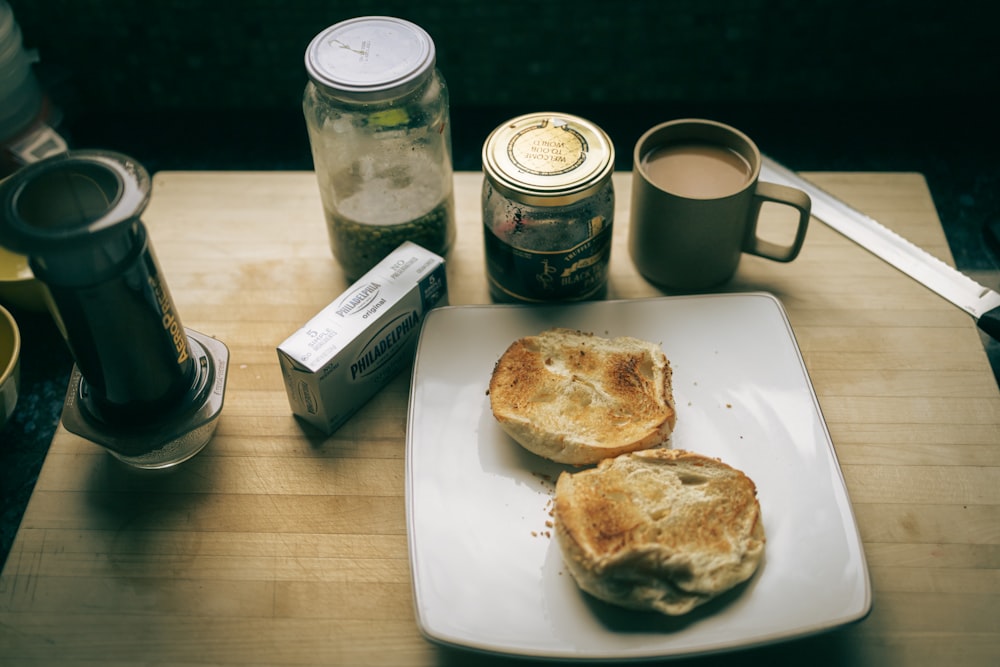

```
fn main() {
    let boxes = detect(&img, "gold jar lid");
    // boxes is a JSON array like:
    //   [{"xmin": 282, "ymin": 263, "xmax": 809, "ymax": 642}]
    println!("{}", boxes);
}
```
[{"xmin": 482, "ymin": 112, "xmax": 615, "ymax": 207}]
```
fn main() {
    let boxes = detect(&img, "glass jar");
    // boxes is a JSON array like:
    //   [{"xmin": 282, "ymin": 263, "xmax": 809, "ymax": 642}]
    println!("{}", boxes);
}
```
[
  {"xmin": 482, "ymin": 112, "xmax": 615, "ymax": 302},
  {"xmin": 303, "ymin": 16, "xmax": 455, "ymax": 279}
]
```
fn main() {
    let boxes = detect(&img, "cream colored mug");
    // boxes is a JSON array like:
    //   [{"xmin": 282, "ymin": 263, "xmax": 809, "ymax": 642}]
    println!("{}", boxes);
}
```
[{"xmin": 629, "ymin": 119, "xmax": 811, "ymax": 291}]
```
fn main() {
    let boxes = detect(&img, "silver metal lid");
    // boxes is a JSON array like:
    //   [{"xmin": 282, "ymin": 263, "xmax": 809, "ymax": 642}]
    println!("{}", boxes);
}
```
[
  {"xmin": 482, "ymin": 112, "xmax": 615, "ymax": 207},
  {"xmin": 305, "ymin": 16, "xmax": 436, "ymax": 102}
]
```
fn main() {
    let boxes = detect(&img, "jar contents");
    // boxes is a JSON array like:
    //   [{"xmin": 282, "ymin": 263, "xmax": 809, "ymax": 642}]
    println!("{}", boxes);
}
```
[
  {"xmin": 481, "ymin": 112, "xmax": 615, "ymax": 303},
  {"xmin": 326, "ymin": 195, "xmax": 454, "ymax": 280},
  {"xmin": 303, "ymin": 17, "xmax": 455, "ymax": 279},
  {"xmin": 483, "ymin": 182, "xmax": 613, "ymax": 301}
]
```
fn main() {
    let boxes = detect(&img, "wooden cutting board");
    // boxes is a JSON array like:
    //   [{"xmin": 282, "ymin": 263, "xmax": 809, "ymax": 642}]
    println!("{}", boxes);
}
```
[{"xmin": 1, "ymin": 171, "xmax": 998, "ymax": 666}]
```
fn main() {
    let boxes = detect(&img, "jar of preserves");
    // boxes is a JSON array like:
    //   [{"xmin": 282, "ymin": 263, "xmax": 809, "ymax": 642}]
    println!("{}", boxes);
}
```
[
  {"xmin": 303, "ymin": 16, "xmax": 455, "ymax": 279},
  {"xmin": 482, "ymin": 112, "xmax": 615, "ymax": 303}
]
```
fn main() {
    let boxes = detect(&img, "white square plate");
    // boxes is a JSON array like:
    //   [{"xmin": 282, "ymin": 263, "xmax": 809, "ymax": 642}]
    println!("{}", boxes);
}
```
[{"xmin": 405, "ymin": 293, "xmax": 871, "ymax": 660}]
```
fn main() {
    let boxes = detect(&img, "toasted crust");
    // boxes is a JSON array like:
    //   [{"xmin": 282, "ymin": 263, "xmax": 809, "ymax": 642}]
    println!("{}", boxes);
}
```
[
  {"xmin": 554, "ymin": 449, "xmax": 765, "ymax": 616},
  {"xmin": 488, "ymin": 328, "xmax": 676, "ymax": 465}
]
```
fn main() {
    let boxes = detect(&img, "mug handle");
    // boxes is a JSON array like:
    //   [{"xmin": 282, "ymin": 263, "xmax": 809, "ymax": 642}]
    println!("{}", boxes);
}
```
[{"xmin": 744, "ymin": 182, "xmax": 812, "ymax": 262}]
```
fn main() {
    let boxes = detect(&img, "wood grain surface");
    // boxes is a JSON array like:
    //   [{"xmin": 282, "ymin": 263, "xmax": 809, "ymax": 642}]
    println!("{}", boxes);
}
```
[{"xmin": 1, "ymin": 171, "xmax": 998, "ymax": 666}]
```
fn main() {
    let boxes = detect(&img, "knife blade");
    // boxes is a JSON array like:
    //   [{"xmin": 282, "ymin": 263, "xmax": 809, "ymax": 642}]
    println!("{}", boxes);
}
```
[{"xmin": 760, "ymin": 155, "xmax": 1000, "ymax": 340}]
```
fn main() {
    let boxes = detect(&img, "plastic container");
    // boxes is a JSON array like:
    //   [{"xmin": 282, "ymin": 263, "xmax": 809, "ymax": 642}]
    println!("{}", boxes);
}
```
[
  {"xmin": 0, "ymin": 0, "xmax": 43, "ymax": 143},
  {"xmin": 0, "ymin": 0, "xmax": 66, "ymax": 174}
]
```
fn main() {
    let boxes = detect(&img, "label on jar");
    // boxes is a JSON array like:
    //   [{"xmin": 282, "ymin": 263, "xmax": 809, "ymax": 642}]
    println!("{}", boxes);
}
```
[{"xmin": 485, "ymin": 219, "xmax": 612, "ymax": 302}]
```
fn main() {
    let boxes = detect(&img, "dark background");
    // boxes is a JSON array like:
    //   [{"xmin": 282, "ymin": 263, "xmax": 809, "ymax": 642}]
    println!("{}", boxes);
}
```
[
  {"xmin": 5, "ymin": 0, "xmax": 998, "ymax": 264},
  {"xmin": 2, "ymin": 0, "xmax": 999, "ymax": 566}
]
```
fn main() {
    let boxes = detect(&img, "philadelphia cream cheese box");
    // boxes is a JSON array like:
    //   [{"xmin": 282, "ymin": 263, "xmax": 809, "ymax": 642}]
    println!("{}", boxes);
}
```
[{"xmin": 277, "ymin": 242, "xmax": 447, "ymax": 434}]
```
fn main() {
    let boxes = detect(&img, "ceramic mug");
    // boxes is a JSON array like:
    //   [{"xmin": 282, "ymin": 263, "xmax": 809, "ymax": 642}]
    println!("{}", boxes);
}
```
[{"xmin": 629, "ymin": 118, "xmax": 811, "ymax": 291}]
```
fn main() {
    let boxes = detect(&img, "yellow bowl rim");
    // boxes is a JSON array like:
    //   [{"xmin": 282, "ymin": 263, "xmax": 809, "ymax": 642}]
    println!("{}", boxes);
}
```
[{"xmin": 0, "ymin": 303, "xmax": 20, "ymax": 385}]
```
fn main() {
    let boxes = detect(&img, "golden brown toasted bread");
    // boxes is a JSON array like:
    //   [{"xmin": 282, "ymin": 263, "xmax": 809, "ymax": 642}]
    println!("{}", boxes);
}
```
[
  {"xmin": 488, "ymin": 328, "xmax": 676, "ymax": 465},
  {"xmin": 554, "ymin": 449, "xmax": 765, "ymax": 615}
]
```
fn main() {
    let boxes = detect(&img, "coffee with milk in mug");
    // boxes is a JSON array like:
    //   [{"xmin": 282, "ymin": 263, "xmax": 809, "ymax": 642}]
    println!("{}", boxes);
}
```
[{"xmin": 640, "ymin": 143, "xmax": 754, "ymax": 199}]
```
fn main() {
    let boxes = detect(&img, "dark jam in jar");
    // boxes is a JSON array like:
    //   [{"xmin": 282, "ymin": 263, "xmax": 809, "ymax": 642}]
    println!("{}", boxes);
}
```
[{"xmin": 481, "ymin": 112, "xmax": 615, "ymax": 303}]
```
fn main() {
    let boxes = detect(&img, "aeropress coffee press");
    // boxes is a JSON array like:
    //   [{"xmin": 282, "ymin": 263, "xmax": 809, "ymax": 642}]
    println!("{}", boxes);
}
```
[{"xmin": 0, "ymin": 150, "xmax": 229, "ymax": 468}]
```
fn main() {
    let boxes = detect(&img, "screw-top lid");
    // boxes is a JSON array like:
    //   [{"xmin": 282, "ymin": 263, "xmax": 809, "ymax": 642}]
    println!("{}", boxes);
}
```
[
  {"xmin": 482, "ymin": 112, "xmax": 615, "ymax": 207},
  {"xmin": 305, "ymin": 16, "xmax": 436, "ymax": 102}
]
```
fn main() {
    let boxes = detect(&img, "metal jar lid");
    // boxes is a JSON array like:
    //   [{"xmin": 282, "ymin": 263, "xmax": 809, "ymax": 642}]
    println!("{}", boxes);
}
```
[
  {"xmin": 482, "ymin": 112, "xmax": 615, "ymax": 207},
  {"xmin": 305, "ymin": 16, "xmax": 436, "ymax": 102}
]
